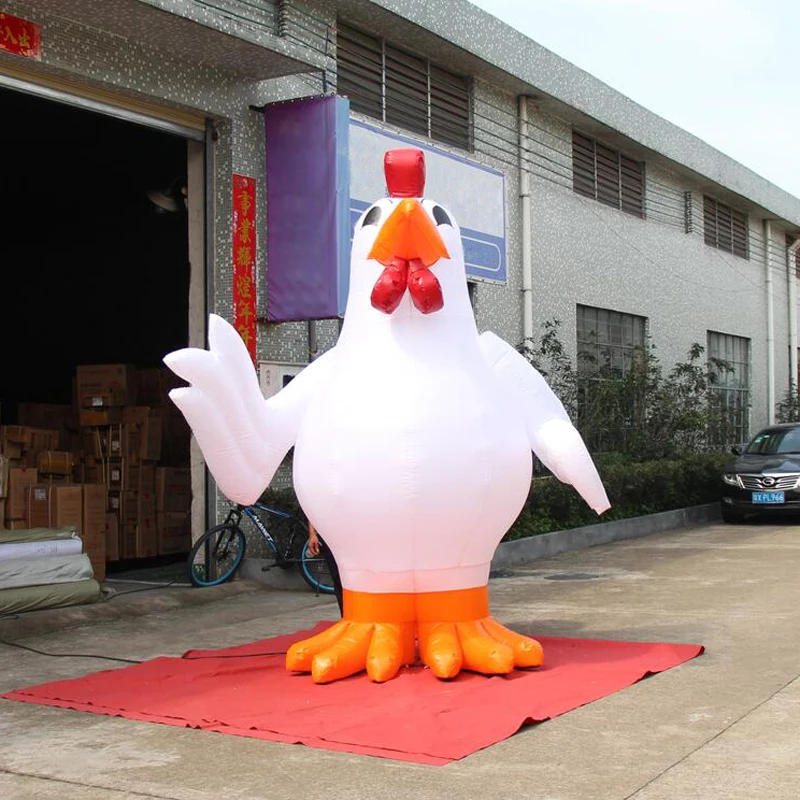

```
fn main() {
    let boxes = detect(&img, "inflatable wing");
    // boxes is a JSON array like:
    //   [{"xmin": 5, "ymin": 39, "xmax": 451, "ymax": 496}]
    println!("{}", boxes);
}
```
[
  {"xmin": 164, "ymin": 314, "xmax": 334, "ymax": 505},
  {"xmin": 478, "ymin": 331, "xmax": 611, "ymax": 514}
]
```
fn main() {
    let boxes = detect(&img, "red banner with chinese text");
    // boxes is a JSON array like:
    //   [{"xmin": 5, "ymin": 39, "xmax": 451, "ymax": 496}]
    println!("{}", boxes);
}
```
[
  {"xmin": 0, "ymin": 11, "xmax": 41, "ymax": 60},
  {"xmin": 232, "ymin": 175, "xmax": 257, "ymax": 363}
]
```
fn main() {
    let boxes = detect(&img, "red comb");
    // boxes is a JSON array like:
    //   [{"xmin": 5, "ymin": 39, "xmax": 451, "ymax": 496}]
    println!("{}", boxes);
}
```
[{"xmin": 384, "ymin": 149, "xmax": 425, "ymax": 198}]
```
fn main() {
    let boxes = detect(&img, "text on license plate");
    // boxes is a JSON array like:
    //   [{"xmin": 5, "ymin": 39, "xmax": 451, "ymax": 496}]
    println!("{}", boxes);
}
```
[{"xmin": 752, "ymin": 491, "xmax": 785, "ymax": 504}]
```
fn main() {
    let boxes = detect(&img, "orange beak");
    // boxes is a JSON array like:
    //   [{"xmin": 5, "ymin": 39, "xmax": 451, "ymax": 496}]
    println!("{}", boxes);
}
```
[{"xmin": 367, "ymin": 198, "xmax": 450, "ymax": 267}]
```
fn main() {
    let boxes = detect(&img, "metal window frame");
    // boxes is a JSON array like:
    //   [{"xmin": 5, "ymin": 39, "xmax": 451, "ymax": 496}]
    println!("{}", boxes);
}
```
[
  {"xmin": 708, "ymin": 330, "xmax": 751, "ymax": 443},
  {"xmin": 576, "ymin": 303, "xmax": 648, "ymax": 378}
]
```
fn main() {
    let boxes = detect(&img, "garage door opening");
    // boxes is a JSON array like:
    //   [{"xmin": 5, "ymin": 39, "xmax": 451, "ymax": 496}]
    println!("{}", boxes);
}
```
[{"xmin": 0, "ymin": 86, "xmax": 197, "ymax": 577}]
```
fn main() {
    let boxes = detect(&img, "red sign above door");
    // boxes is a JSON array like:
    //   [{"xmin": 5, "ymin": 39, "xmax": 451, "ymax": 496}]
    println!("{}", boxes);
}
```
[{"xmin": 0, "ymin": 11, "xmax": 41, "ymax": 60}]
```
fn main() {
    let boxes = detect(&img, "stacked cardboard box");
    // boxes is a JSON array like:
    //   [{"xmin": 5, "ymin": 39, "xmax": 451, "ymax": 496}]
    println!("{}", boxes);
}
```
[
  {"xmin": 25, "ymin": 483, "xmax": 107, "ymax": 580},
  {"xmin": 2, "ymin": 364, "xmax": 191, "ymax": 562},
  {"xmin": 156, "ymin": 467, "xmax": 191, "ymax": 555},
  {"xmin": 1, "ymin": 417, "xmax": 109, "ymax": 578},
  {"xmin": 75, "ymin": 365, "xmax": 168, "ymax": 561},
  {"xmin": 136, "ymin": 367, "xmax": 191, "ymax": 466},
  {"xmin": 1, "ymin": 423, "xmax": 58, "ymax": 529}
]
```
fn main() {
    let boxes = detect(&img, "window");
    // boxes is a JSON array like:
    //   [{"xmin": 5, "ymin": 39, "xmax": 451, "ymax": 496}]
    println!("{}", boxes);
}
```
[
  {"xmin": 336, "ymin": 22, "xmax": 471, "ymax": 150},
  {"xmin": 707, "ymin": 331, "xmax": 750, "ymax": 445},
  {"xmin": 572, "ymin": 132, "xmax": 644, "ymax": 217},
  {"xmin": 576, "ymin": 305, "xmax": 647, "ymax": 378},
  {"xmin": 703, "ymin": 197, "xmax": 748, "ymax": 259},
  {"xmin": 575, "ymin": 305, "xmax": 647, "ymax": 453}
]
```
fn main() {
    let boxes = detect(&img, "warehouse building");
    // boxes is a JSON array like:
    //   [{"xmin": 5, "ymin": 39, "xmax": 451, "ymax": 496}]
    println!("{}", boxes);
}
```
[{"xmin": 1, "ymin": 0, "xmax": 798, "ymax": 576}]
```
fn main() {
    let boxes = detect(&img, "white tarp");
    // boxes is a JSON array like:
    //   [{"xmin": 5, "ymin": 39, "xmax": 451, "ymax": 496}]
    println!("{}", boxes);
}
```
[
  {"xmin": 0, "ymin": 537, "xmax": 82, "ymax": 562},
  {"xmin": 0, "ymin": 553, "xmax": 94, "ymax": 590}
]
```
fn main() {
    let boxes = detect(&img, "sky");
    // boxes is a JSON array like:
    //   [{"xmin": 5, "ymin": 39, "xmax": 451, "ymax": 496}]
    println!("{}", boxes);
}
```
[{"xmin": 468, "ymin": 0, "xmax": 800, "ymax": 199}]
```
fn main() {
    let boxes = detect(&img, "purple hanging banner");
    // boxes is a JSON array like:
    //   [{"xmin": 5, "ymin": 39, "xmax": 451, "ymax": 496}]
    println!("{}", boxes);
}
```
[{"xmin": 264, "ymin": 95, "xmax": 351, "ymax": 321}]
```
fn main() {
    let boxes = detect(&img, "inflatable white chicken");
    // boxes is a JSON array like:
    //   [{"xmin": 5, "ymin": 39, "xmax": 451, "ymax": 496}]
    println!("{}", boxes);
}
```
[{"xmin": 165, "ymin": 148, "xmax": 610, "ymax": 685}]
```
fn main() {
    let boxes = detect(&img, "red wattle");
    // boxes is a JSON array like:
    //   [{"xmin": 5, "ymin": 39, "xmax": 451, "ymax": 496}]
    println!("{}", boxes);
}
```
[
  {"xmin": 407, "ymin": 261, "xmax": 444, "ymax": 314},
  {"xmin": 370, "ymin": 257, "xmax": 409, "ymax": 314}
]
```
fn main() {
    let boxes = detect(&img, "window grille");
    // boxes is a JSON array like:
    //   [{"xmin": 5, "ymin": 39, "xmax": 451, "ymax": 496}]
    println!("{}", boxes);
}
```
[
  {"xmin": 337, "ymin": 21, "xmax": 471, "ymax": 150},
  {"xmin": 708, "ymin": 330, "xmax": 750, "ymax": 444},
  {"xmin": 703, "ymin": 196, "xmax": 748, "ymax": 259},
  {"xmin": 572, "ymin": 131, "xmax": 644, "ymax": 218}
]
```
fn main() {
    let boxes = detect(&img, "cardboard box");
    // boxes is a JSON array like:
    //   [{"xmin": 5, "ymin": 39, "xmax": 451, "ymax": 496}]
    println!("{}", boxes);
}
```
[
  {"xmin": 157, "ymin": 511, "xmax": 191, "ymax": 555},
  {"xmin": 119, "ymin": 521, "xmax": 157, "ymax": 560},
  {"xmin": 7, "ymin": 467, "xmax": 38, "ymax": 520},
  {"xmin": 1, "ymin": 425, "xmax": 31, "ymax": 446},
  {"xmin": 0, "ymin": 454, "xmax": 8, "ymax": 497},
  {"xmin": 124, "ymin": 461, "xmax": 155, "ymax": 492},
  {"xmin": 122, "ymin": 407, "xmax": 163, "ymax": 461},
  {"xmin": 27, "ymin": 483, "xmax": 83, "ymax": 532},
  {"xmin": 83, "ymin": 464, "xmax": 103, "ymax": 484},
  {"xmin": 82, "ymin": 429, "xmax": 113, "ymax": 459},
  {"xmin": 139, "ymin": 462, "xmax": 156, "ymax": 494},
  {"xmin": 121, "ymin": 491, "xmax": 139, "ymax": 526},
  {"xmin": 137, "ymin": 517, "xmax": 158, "ymax": 558},
  {"xmin": 105, "ymin": 513, "xmax": 120, "ymax": 562},
  {"xmin": 155, "ymin": 467, "xmax": 191, "ymax": 512},
  {"xmin": 82, "ymin": 483, "xmax": 107, "ymax": 581},
  {"xmin": 37, "ymin": 450, "xmax": 74, "ymax": 475},
  {"xmin": 17, "ymin": 403, "xmax": 78, "ymax": 439},
  {"xmin": 124, "ymin": 462, "xmax": 140, "ymax": 490},
  {"xmin": 79, "ymin": 408, "xmax": 123, "ymax": 427},
  {"xmin": 121, "ymin": 524, "xmax": 137, "ymax": 560},
  {"xmin": 137, "ymin": 367, "xmax": 183, "ymax": 407},
  {"xmin": 0, "ymin": 426, "xmax": 25, "ymax": 459},
  {"xmin": 76, "ymin": 364, "xmax": 136, "ymax": 408}
]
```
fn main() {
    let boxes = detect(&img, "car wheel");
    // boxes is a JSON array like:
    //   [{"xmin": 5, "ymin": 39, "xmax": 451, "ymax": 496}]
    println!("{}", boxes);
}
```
[{"xmin": 721, "ymin": 504, "xmax": 744, "ymax": 524}]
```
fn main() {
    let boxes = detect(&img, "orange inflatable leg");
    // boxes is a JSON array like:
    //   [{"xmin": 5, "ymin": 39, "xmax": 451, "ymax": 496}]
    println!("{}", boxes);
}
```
[{"xmin": 481, "ymin": 617, "xmax": 544, "ymax": 668}]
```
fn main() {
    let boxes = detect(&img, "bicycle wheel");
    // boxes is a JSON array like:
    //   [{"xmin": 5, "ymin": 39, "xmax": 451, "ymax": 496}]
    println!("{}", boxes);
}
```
[
  {"xmin": 187, "ymin": 524, "xmax": 246, "ymax": 587},
  {"xmin": 300, "ymin": 541, "xmax": 335, "ymax": 594}
]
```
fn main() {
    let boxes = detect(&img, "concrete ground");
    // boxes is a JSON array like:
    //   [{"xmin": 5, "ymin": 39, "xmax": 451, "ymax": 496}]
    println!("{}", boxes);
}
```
[{"xmin": 0, "ymin": 518, "xmax": 798, "ymax": 800}]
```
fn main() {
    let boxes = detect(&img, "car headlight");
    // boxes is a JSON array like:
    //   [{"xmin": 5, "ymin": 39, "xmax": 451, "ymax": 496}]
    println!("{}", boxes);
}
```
[{"xmin": 722, "ymin": 474, "xmax": 739, "ymax": 486}]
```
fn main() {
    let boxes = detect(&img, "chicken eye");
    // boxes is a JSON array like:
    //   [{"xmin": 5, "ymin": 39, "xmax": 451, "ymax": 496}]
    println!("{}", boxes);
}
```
[
  {"xmin": 432, "ymin": 206, "xmax": 451, "ymax": 226},
  {"xmin": 362, "ymin": 206, "xmax": 382, "ymax": 227}
]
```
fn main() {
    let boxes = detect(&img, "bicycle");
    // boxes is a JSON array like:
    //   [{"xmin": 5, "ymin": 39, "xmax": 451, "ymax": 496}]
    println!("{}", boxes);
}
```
[{"xmin": 187, "ymin": 502, "xmax": 335, "ymax": 595}]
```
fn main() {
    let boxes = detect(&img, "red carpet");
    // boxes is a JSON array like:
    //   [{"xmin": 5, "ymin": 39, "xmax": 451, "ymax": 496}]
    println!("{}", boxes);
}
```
[{"xmin": 2, "ymin": 622, "xmax": 703, "ymax": 765}]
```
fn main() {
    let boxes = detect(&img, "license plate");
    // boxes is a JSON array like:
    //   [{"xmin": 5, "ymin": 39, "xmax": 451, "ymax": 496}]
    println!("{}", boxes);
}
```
[{"xmin": 752, "ymin": 491, "xmax": 785, "ymax": 504}]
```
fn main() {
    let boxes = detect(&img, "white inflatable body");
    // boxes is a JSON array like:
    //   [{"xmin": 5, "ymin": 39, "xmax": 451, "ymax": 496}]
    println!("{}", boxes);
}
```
[
  {"xmin": 294, "ymin": 197, "xmax": 533, "ymax": 594},
  {"xmin": 165, "ymin": 148, "xmax": 610, "ymax": 682}
]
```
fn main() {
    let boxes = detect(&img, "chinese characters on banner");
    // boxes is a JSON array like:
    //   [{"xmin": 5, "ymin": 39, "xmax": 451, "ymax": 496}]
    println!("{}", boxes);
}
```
[
  {"xmin": 232, "ymin": 175, "xmax": 257, "ymax": 363},
  {"xmin": 0, "ymin": 11, "xmax": 41, "ymax": 59}
]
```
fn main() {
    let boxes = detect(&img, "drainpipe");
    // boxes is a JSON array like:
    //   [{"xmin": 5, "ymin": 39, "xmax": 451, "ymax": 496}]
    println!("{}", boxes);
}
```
[
  {"xmin": 765, "ymin": 219, "xmax": 775, "ymax": 424},
  {"xmin": 518, "ymin": 95, "xmax": 533, "ymax": 347},
  {"xmin": 788, "ymin": 238, "xmax": 800, "ymax": 391}
]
